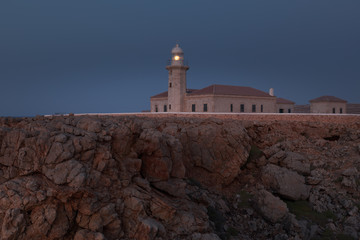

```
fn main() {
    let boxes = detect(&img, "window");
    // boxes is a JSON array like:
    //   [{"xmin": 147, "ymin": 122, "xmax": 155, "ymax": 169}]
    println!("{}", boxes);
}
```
[
  {"xmin": 340, "ymin": 108, "xmax": 343, "ymax": 114},
  {"xmin": 288, "ymin": 109, "xmax": 291, "ymax": 113},
  {"xmin": 155, "ymin": 105, "xmax": 158, "ymax": 112},
  {"xmin": 169, "ymin": 82, "xmax": 172, "ymax": 88},
  {"xmin": 261, "ymin": 105, "xmax": 263, "ymax": 112},
  {"xmin": 230, "ymin": 104, "xmax": 233, "ymax": 112},
  {"xmin": 164, "ymin": 105, "xmax": 167, "ymax": 112},
  {"xmin": 203, "ymin": 104, "xmax": 208, "ymax": 112},
  {"xmin": 192, "ymin": 104, "xmax": 196, "ymax": 112},
  {"xmin": 252, "ymin": 104, "xmax": 256, "ymax": 112},
  {"xmin": 279, "ymin": 109, "xmax": 284, "ymax": 113},
  {"xmin": 169, "ymin": 104, "xmax": 171, "ymax": 110},
  {"xmin": 332, "ymin": 108, "xmax": 336, "ymax": 113},
  {"xmin": 240, "ymin": 104, "xmax": 245, "ymax": 112}
]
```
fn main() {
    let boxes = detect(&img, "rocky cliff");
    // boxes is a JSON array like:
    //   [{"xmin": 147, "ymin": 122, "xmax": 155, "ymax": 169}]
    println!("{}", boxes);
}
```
[{"xmin": 0, "ymin": 114, "xmax": 359, "ymax": 240}]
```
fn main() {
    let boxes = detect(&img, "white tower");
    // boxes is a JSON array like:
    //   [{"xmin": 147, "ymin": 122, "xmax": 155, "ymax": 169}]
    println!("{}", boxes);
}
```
[{"xmin": 166, "ymin": 44, "xmax": 189, "ymax": 112}]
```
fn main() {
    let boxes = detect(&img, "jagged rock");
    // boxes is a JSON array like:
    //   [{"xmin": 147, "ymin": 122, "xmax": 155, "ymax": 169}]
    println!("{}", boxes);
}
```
[
  {"xmin": 343, "ymin": 226, "xmax": 358, "ymax": 239},
  {"xmin": 137, "ymin": 129, "xmax": 172, "ymax": 182},
  {"xmin": 255, "ymin": 155, "xmax": 267, "ymax": 167},
  {"xmin": 1, "ymin": 208, "xmax": 26, "ymax": 240},
  {"xmin": 342, "ymin": 167, "xmax": 358, "ymax": 176},
  {"xmin": 261, "ymin": 164, "xmax": 310, "ymax": 200},
  {"xmin": 77, "ymin": 118, "xmax": 102, "ymax": 133},
  {"xmin": 26, "ymin": 204, "xmax": 57, "ymax": 237},
  {"xmin": 0, "ymin": 115, "xmax": 359, "ymax": 240},
  {"xmin": 42, "ymin": 159, "xmax": 86, "ymax": 187},
  {"xmin": 253, "ymin": 190, "xmax": 288, "ymax": 223},
  {"xmin": 150, "ymin": 197, "xmax": 176, "ymax": 222},
  {"xmin": 263, "ymin": 144, "xmax": 281, "ymax": 158},
  {"xmin": 74, "ymin": 229, "xmax": 106, "ymax": 240},
  {"xmin": 280, "ymin": 152, "xmax": 311, "ymax": 175},
  {"xmin": 132, "ymin": 218, "xmax": 165, "ymax": 240},
  {"xmin": 306, "ymin": 176, "xmax": 322, "ymax": 185},
  {"xmin": 133, "ymin": 176, "xmax": 151, "ymax": 191},
  {"xmin": 191, "ymin": 232, "xmax": 221, "ymax": 240},
  {"xmin": 268, "ymin": 150, "xmax": 286, "ymax": 164},
  {"xmin": 344, "ymin": 216, "xmax": 360, "ymax": 231},
  {"xmin": 152, "ymin": 178, "xmax": 187, "ymax": 198},
  {"xmin": 180, "ymin": 122, "xmax": 250, "ymax": 188},
  {"xmin": 341, "ymin": 176, "xmax": 356, "ymax": 188}
]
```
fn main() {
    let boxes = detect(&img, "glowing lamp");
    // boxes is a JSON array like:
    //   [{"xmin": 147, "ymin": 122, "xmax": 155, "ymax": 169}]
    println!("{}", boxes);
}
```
[{"xmin": 174, "ymin": 55, "xmax": 180, "ymax": 61}]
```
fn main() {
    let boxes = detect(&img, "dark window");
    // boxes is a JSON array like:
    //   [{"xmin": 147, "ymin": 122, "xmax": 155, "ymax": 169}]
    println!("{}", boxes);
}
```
[
  {"xmin": 203, "ymin": 104, "xmax": 208, "ymax": 112},
  {"xmin": 240, "ymin": 104, "xmax": 244, "ymax": 112},
  {"xmin": 279, "ymin": 109, "xmax": 284, "ymax": 113},
  {"xmin": 164, "ymin": 105, "xmax": 167, "ymax": 112},
  {"xmin": 340, "ymin": 108, "xmax": 343, "ymax": 114},
  {"xmin": 155, "ymin": 105, "xmax": 158, "ymax": 112},
  {"xmin": 252, "ymin": 104, "xmax": 256, "ymax": 112},
  {"xmin": 261, "ymin": 105, "xmax": 263, "ymax": 112},
  {"xmin": 169, "ymin": 82, "xmax": 172, "ymax": 88},
  {"xmin": 230, "ymin": 104, "xmax": 233, "ymax": 112},
  {"xmin": 169, "ymin": 104, "xmax": 171, "ymax": 110},
  {"xmin": 192, "ymin": 104, "xmax": 196, "ymax": 112},
  {"xmin": 288, "ymin": 109, "xmax": 291, "ymax": 113},
  {"xmin": 332, "ymin": 108, "xmax": 336, "ymax": 113}
]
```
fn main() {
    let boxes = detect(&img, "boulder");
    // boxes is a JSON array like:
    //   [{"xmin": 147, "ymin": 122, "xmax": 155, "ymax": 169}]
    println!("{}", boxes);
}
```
[
  {"xmin": 42, "ymin": 159, "xmax": 86, "ymax": 188},
  {"xmin": 253, "ymin": 190, "xmax": 288, "ymax": 223},
  {"xmin": 280, "ymin": 152, "xmax": 311, "ymax": 176},
  {"xmin": 180, "ymin": 122, "xmax": 250, "ymax": 188},
  {"xmin": 342, "ymin": 167, "xmax": 358, "ymax": 177},
  {"xmin": 261, "ymin": 164, "xmax": 310, "ymax": 200}
]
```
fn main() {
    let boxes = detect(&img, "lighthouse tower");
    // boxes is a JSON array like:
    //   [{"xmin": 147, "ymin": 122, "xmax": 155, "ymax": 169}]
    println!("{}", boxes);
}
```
[{"xmin": 166, "ymin": 44, "xmax": 189, "ymax": 112}]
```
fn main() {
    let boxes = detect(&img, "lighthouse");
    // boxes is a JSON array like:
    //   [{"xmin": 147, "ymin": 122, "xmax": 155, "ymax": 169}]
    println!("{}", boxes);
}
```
[{"xmin": 166, "ymin": 44, "xmax": 189, "ymax": 112}]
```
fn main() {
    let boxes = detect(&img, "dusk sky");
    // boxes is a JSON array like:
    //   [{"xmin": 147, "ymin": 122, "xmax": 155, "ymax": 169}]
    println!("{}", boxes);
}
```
[{"xmin": 1, "ymin": 1, "xmax": 359, "ymax": 116}]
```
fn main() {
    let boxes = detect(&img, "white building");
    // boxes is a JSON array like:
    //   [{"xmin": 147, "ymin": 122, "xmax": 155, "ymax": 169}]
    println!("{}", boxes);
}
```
[
  {"xmin": 150, "ymin": 44, "xmax": 295, "ymax": 113},
  {"xmin": 309, "ymin": 96, "xmax": 347, "ymax": 114}
]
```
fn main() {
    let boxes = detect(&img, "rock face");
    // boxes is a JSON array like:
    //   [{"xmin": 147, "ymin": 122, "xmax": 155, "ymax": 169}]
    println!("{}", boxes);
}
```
[
  {"xmin": 0, "ymin": 114, "xmax": 359, "ymax": 240},
  {"xmin": 261, "ymin": 164, "xmax": 310, "ymax": 200}
]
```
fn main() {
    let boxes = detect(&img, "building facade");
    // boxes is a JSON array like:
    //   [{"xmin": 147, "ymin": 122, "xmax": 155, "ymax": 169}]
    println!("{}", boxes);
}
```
[
  {"xmin": 150, "ymin": 44, "xmax": 294, "ymax": 113},
  {"xmin": 309, "ymin": 96, "xmax": 347, "ymax": 114},
  {"xmin": 276, "ymin": 98, "xmax": 295, "ymax": 113}
]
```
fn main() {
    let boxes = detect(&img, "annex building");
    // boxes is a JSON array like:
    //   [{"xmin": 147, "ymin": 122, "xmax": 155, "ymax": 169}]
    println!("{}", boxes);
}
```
[{"xmin": 150, "ymin": 44, "xmax": 294, "ymax": 113}]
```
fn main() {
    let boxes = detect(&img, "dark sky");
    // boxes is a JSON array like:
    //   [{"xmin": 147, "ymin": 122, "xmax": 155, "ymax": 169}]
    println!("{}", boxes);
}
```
[{"xmin": 1, "ymin": 1, "xmax": 359, "ymax": 116}]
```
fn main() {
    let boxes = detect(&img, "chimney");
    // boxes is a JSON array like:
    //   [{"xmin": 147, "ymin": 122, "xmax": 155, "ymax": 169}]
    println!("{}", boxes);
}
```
[{"xmin": 269, "ymin": 88, "xmax": 274, "ymax": 96}]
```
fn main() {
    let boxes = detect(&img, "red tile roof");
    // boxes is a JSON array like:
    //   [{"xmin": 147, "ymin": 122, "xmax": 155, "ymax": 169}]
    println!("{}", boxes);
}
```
[
  {"xmin": 294, "ymin": 105, "xmax": 310, "ymax": 113},
  {"xmin": 276, "ymin": 97, "xmax": 295, "ymax": 104},
  {"xmin": 151, "ymin": 85, "xmax": 273, "ymax": 98},
  {"xmin": 309, "ymin": 96, "xmax": 347, "ymax": 103},
  {"xmin": 151, "ymin": 91, "xmax": 168, "ymax": 98},
  {"xmin": 188, "ymin": 84, "xmax": 273, "ymax": 97},
  {"xmin": 151, "ymin": 89, "xmax": 198, "ymax": 98}
]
